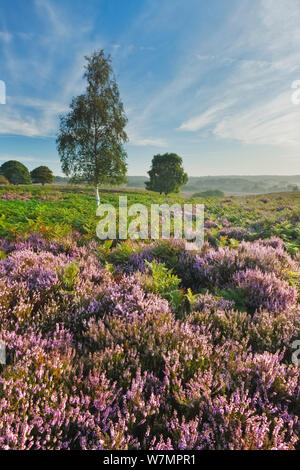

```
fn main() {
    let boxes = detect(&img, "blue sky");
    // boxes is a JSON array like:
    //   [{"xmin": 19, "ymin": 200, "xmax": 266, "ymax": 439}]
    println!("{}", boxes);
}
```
[{"xmin": 0, "ymin": 0, "xmax": 300, "ymax": 176}]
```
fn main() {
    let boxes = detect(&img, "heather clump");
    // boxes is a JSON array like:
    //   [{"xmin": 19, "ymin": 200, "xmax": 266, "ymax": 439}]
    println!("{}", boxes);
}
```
[
  {"xmin": 219, "ymin": 226, "xmax": 251, "ymax": 241},
  {"xmin": 187, "ymin": 240, "xmax": 297, "ymax": 292},
  {"xmin": 233, "ymin": 268, "xmax": 297, "ymax": 313},
  {"xmin": 0, "ymin": 192, "xmax": 31, "ymax": 201},
  {"xmin": 187, "ymin": 306, "xmax": 300, "ymax": 358},
  {"xmin": 124, "ymin": 239, "xmax": 184, "ymax": 274},
  {"xmin": 165, "ymin": 388, "xmax": 298, "ymax": 450},
  {"xmin": 191, "ymin": 291, "xmax": 235, "ymax": 313}
]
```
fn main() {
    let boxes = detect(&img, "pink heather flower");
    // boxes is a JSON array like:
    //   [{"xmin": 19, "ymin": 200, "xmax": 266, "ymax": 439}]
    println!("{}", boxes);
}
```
[
  {"xmin": 0, "ymin": 235, "xmax": 298, "ymax": 450},
  {"xmin": 233, "ymin": 268, "xmax": 297, "ymax": 313}
]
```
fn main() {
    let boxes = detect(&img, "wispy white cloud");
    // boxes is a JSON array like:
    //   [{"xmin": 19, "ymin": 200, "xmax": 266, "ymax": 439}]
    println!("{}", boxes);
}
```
[
  {"xmin": 214, "ymin": 92, "xmax": 300, "ymax": 146},
  {"xmin": 0, "ymin": 0, "xmax": 103, "ymax": 138},
  {"xmin": 126, "ymin": 120, "xmax": 168, "ymax": 148},
  {"xmin": 259, "ymin": 0, "xmax": 300, "ymax": 53},
  {"xmin": 127, "ymin": 125, "xmax": 167, "ymax": 147},
  {"xmin": 0, "ymin": 31, "xmax": 12, "ymax": 42},
  {"xmin": 128, "ymin": 136, "xmax": 167, "ymax": 147},
  {"xmin": 0, "ymin": 96, "xmax": 70, "ymax": 137},
  {"xmin": 0, "ymin": 155, "xmax": 47, "ymax": 162},
  {"xmin": 34, "ymin": 0, "xmax": 70, "ymax": 37},
  {"xmin": 0, "ymin": 106, "xmax": 41, "ymax": 137},
  {"xmin": 177, "ymin": 0, "xmax": 300, "ymax": 151},
  {"xmin": 178, "ymin": 102, "xmax": 234, "ymax": 132}
]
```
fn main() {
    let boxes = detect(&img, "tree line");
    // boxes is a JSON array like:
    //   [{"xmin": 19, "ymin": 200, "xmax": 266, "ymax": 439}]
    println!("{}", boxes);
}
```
[{"xmin": 0, "ymin": 161, "xmax": 54, "ymax": 185}]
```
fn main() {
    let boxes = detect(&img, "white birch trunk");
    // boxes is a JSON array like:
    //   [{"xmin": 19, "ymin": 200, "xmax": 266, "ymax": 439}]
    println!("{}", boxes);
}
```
[{"xmin": 95, "ymin": 185, "xmax": 100, "ymax": 207}]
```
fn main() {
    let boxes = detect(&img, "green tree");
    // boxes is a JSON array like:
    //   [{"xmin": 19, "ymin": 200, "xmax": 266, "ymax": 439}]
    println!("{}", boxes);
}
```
[
  {"xmin": 0, "ymin": 160, "xmax": 31, "ymax": 185},
  {"xmin": 56, "ymin": 50, "xmax": 128, "ymax": 206},
  {"xmin": 30, "ymin": 166, "xmax": 54, "ymax": 185},
  {"xmin": 146, "ymin": 153, "xmax": 188, "ymax": 195}
]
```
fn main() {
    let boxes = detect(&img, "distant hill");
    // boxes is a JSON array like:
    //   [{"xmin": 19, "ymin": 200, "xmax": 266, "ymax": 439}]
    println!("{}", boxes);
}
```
[
  {"xmin": 125, "ymin": 176, "xmax": 148, "ymax": 188},
  {"xmin": 54, "ymin": 176, "xmax": 69, "ymax": 184},
  {"xmin": 54, "ymin": 174, "xmax": 300, "ymax": 195},
  {"xmin": 125, "ymin": 175, "xmax": 300, "ymax": 195}
]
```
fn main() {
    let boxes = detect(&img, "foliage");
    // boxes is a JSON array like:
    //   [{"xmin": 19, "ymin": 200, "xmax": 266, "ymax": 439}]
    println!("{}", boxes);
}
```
[
  {"xmin": 143, "ymin": 260, "xmax": 183, "ymax": 311},
  {"xmin": 233, "ymin": 268, "xmax": 297, "ymax": 313},
  {"xmin": 146, "ymin": 153, "xmax": 188, "ymax": 195},
  {"xmin": 59, "ymin": 262, "xmax": 80, "ymax": 291},
  {"xmin": 0, "ymin": 161, "xmax": 31, "ymax": 185},
  {"xmin": 108, "ymin": 240, "xmax": 137, "ymax": 265},
  {"xmin": 57, "ymin": 50, "xmax": 128, "ymax": 188},
  {"xmin": 30, "ymin": 166, "xmax": 54, "ymax": 185}
]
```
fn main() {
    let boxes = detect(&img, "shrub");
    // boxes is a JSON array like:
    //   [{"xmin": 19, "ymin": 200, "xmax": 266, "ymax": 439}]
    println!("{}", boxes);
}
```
[
  {"xmin": 135, "ymin": 260, "xmax": 184, "ymax": 315},
  {"xmin": 189, "ymin": 240, "xmax": 297, "ymax": 291},
  {"xmin": 233, "ymin": 268, "xmax": 297, "ymax": 313},
  {"xmin": 219, "ymin": 226, "xmax": 251, "ymax": 241}
]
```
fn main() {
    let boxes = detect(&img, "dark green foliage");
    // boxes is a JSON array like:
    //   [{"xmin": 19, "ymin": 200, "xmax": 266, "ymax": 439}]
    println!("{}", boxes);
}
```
[
  {"xmin": 31, "ymin": 166, "xmax": 54, "ymax": 185},
  {"xmin": 140, "ymin": 260, "xmax": 185, "ymax": 314},
  {"xmin": 146, "ymin": 153, "xmax": 188, "ymax": 195},
  {"xmin": 59, "ymin": 262, "xmax": 80, "ymax": 291},
  {"xmin": 0, "ymin": 160, "xmax": 31, "ymax": 185},
  {"xmin": 57, "ymin": 50, "xmax": 128, "ymax": 188}
]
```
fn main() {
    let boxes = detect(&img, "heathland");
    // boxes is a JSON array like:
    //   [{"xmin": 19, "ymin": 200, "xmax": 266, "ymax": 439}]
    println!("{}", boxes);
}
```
[{"xmin": 0, "ymin": 185, "xmax": 299, "ymax": 449}]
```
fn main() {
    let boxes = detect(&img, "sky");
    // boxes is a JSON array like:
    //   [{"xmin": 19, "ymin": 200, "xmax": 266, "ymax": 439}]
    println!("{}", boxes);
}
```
[{"xmin": 0, "ymin": 0, "xmax": 300, "ymax": 176}]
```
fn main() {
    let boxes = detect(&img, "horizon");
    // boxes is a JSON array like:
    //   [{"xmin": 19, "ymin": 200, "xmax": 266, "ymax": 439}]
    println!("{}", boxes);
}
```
[
  {"xmin": 127, "ymin": 173, "xmax": 300, "ymax": 178},
  {"xmin": 1, "ymin": 0, "xmax": 300, "ymax": 176}
]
